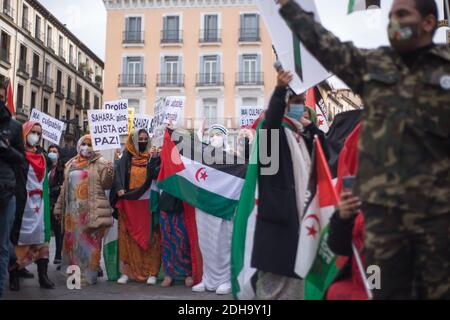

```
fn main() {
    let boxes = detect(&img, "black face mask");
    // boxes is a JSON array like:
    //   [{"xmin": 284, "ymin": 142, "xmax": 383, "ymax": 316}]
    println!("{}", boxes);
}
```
[{"xmin": 138, "ymin": 142, "xmax": 148, "ymax": 153}]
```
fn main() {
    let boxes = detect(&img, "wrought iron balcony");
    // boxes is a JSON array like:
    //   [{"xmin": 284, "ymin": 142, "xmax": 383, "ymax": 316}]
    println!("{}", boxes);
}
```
[
  {"xmin": 235, "ymin": 72, "xmax": 264, "ymax": 86},
  {"xmin": 118, "ymin": 74, "xmax": 146, "ymax": 87},
  {"xmin": 156, "ymin": 74, "xmax": 184, "ymax": 87},
  {"xmin": 161, "ymin": 30, "xmax": 183, "ymax": 44},
  {"xmin": 196, "ymin": 73, "xmax": 224, "ymax": 86},
  {"xmin": 239, "ymin": 28, "xmax": 261, "ymax": 42},
  {"xmin": 199, "ymin": 29, "xmax": 221, "ymax": 43},
  {"xmin": 122, "ymin": 31, "xmax": 144, "ymax": 44}
]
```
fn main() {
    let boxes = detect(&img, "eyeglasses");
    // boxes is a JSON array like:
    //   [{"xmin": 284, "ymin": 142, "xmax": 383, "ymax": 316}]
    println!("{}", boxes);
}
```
[{"xmin": 81, "ymin": 142, "xmax": 92, "ymax": 147}]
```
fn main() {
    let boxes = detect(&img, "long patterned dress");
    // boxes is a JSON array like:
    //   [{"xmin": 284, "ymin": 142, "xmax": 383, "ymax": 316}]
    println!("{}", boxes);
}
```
[
  {"xmin": 118, "ymin": 164, "xmax": 161, "ymax": 281},
  {"xmin": 160, "ymin": 211, "xmax": 192, "ymax": 278},
  {"xmin": 61, "ymin": 164, "xmax": 104, "ymax": 286}
]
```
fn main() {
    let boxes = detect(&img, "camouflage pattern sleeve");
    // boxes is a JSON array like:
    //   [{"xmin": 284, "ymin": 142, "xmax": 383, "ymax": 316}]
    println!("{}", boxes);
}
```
[{"xmin": 279, "ymin": 0, "xmax": 370, "ymax": 95}]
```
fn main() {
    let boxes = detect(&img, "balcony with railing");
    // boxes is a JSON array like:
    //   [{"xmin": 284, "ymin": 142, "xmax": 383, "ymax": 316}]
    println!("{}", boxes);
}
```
[
  {"xmin": 118, "ymin": 74, "xmax": 146, "ymax": 87},
  {"xmin": 17, "ymin": 60, "xmax": 30, "ymax": 79},
  {"xmin": 161, "ymin": 30, "xmax": 183, "ymax": 44},
  {"xmin": 235, "ymin": 72, "xmax": 264, "ymax": 86},
  {"xmin": 0, "ymin": 48, "xmax": 11, "ymax": 68},
  {"xmin": 157, "ymin": 74, "xmax": 184, "ymax": 87},
  {"xmin": 35, "ymin": 31, "xmax": 44, "ymax": 44},
  {"xmin": 58, "ymin": 48, "xmax": 65, "ymax": 60},
  {"xmin": 196, "ymin": 73, "xmax": 224, "ymax": 87},
  {"xmin": 199, "ymin": 29, "xmax": 221, "ymax": 43},
  {"xmin": 2, "ymin": 4, "xmax": 14, "ymax": 20},
  {"xmin": 31, "ymin": 70, "xmax": 43, "ymax": 86},
  {"xmin": 22, "ymin": 18, "xmax": 31, "ymax": 33},
  {"xmin": 55, "ymin": 85, "xmax": 65, "ymax": 99},
  {"xmin": 122, "ymin": 31, "xmax": 144, "ymax": 44},
  {"xmin": 239, "ymin": 28, "xmax": 261, "ymax": 42},
  {"xmin": 43, "ymin": 76, "xmax": 53, "ymax": 92},
  {"xmin": 47, "ymin": 40, "xmax": 55, "ymax": 52},
  {"xmin": 66, "ymin": 90, "xmax": 75, "ymax": 105},
  {"xmin": 76, "ymin": 95, "xmax": 83, "ymax": 109}
]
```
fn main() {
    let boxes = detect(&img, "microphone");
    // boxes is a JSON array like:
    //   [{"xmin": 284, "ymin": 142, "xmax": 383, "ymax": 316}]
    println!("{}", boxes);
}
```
[{"xmin": 273, "ymin": 61, "xmax": 283, "ymax": 72}]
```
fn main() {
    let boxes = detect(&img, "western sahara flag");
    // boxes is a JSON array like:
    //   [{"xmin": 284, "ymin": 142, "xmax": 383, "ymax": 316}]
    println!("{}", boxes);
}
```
[
  {"xmin": 295, "ymin": 137, "xmax": 339, "ymax": 299},
  {"xmin": 157, "ymin": 129, "xmax": 247, "ymax": 220},
  {"xmin": 231, "ymin": 119, "xmax": 262, "ymax": 300},
  {"xmin": 348, "ymin": 0, "xmax": 381, "ymax": 13},
  {"xmin": 306, "ymin": 87, "xmax": 329, "ymax": 134},
  {"xmin": 103, "ymin": 217, "xmax": 119, "ymax": 281}
]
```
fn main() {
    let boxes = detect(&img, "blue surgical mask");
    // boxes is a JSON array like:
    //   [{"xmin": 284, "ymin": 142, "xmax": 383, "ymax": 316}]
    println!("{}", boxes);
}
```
[
  {"xmin": 287, "ymin": 104, "xmax": 305, "ymax": 120},
  {"xmin": 48, "ymin": 152, "xmax": 58, "ymax": 161}
]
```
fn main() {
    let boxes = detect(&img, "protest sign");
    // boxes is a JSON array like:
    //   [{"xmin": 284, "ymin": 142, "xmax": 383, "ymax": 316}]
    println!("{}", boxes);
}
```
[
  {"xmin": 257, "ymin": 0, "xmax": 331, "ymax": 94},
  {"xmin": 149, "ymin": 97, "xmax": 167, "ymax": 145},
  {"xmin": 239, "ymin": 106, "xmax": 264, "ymax": 128},
  {"xmin": 30, "ymin": 109, "xmax": 64, "ymax": 145},
  {"xmin": 133, "ymin": 114, "xmax": 153, "ymax": 132},
  {"xmin": 104, "ymin": 99, "xmax": 129, "ymax": 135},
  {"xmin": 163, "ymin": 96, "xmax": 185, "ymax": 126},
  {"xmin": 128, "ymin": 107, "xmax": 135, "ymax": 133},
  {"xmin": 88, "ymin": 110, "xmax": 120, "ymax": 151}
]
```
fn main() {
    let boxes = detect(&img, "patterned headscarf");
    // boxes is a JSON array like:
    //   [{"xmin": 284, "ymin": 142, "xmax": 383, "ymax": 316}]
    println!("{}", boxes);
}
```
[
  {"xmin": 22, "ymin": 120, "xmax": 42, "ymax": 151},
  {"xmin": 74, "ymin": 134, "xmax": 93, "ymax": 168},
  {"xmin": 208, "ymin": 124, "xmax": 230, "ymax": 151}
]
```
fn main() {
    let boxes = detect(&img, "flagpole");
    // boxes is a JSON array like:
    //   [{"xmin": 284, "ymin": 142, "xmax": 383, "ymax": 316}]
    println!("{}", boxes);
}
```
[{"xmin": 352, "ymin": 243, "xmax": 373, "ymax": 300}]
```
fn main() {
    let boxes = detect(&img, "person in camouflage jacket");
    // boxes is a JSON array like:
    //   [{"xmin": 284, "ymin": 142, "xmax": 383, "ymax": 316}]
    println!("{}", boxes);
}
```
[{"xmin": 278, "ymin": 0, "xmax": 449, "ymax": 299}]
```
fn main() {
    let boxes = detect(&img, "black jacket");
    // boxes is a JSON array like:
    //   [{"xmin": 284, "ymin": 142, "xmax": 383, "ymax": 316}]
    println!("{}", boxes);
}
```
[
  {"xmin": 326, "ymin": 210, "xmax": 356, "ymax": 283},
  {"xmin": 251, "ymin": 86, "xmax": 304, "ymax": 278},
  {"xmin": 109, "ymin": 151, "xmax": 160, "ymax": 219},
  {"xmin": 0, "ymin": 107, "xmax": 26, "ymax": 203}
]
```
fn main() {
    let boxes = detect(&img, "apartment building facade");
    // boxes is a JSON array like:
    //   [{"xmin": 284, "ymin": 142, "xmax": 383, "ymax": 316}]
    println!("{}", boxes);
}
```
[
  {"xmin": 0, "ymin": 0, "xmax": 104, "ymax": 143},
  {"xmin": 103, "ymin": 0, "xmax": 277, "ymax": 134}
]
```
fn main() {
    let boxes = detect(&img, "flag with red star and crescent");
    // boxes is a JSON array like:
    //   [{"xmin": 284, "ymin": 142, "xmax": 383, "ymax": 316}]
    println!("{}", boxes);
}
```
[
  {"xmin": 306, "ymin": 87, "xmax": 330, "ymax": 133},
  {"xmin": 295, "ymin": 136, "xmax": 339, "ymax": 299}
]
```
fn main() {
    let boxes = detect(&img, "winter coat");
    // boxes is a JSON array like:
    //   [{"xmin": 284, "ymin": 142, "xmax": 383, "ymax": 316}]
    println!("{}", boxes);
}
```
[
  {"xmin": 0, "ymin": 107, "xmax": 26, "ymax": 205},
  {"xmin": 54, "ymin": 153, "xmax": 114, "ymax": 230}
]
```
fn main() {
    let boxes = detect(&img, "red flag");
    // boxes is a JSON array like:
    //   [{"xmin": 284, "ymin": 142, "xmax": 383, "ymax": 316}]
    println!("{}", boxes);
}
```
[{"xmin": 5, "ymin": 79, "xmax": 14, "ymax": 115}]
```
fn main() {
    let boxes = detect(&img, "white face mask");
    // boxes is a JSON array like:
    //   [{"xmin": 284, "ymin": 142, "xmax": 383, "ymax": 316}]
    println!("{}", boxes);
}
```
[
  {"xmin": 210, "ymin": 135, "xmax": 224, "ymax": 149},
  {"xmin": 27, "ymin": 133, "xmax": 40, "ymax": 147},
  {"xmin": 80, "ymin": 145, "xmax": 93, "ymax": 158}
]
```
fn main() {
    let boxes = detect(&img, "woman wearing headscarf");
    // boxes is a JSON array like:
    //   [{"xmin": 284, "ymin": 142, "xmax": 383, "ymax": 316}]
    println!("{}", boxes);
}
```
[
  {"xmin": 9, "ymin": 121, "xmax": 54, "ymax": 290},
  {"xmin": 110, "ymin": 129, "xmax": 161, "ymax": 285},
  {"xmin": 54, "ymin": 135, "xmax": 114, "ymax": 286},
  {"xmin": 47, "ymin": 144, "xmax": 64, "ymax": 265},
  {"xmin": 192, "ymin": 124, "xmax": 234, "ymax": 295}
]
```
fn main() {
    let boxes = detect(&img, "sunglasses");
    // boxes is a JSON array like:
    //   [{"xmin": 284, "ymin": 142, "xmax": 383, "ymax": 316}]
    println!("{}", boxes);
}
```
[{"xmin": 81, "ymin": 142, "xmax": 92, "ymax": 147}]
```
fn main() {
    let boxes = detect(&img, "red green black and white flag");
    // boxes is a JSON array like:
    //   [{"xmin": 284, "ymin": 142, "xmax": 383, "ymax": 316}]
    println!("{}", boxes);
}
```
[{"xmin": 157, "ymin": 129, "xmax": 247, "ymax": 220}]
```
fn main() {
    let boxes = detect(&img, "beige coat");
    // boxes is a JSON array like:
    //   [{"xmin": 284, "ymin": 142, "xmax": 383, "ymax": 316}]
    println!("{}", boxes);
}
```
[{"xmin": 54, "ymin": 153, "xmax": 114, "ymax": 231}]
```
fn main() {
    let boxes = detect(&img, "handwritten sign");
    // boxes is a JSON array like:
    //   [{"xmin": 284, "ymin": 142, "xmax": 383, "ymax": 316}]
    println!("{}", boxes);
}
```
[
  {"xmin": 88, "ymin": 110, "xmax": 120, "ymax": 151},
  {"xmin": 239, "ymin": 106, "xmax": 264, "ymax": 128},
  {"xmin": 103, "ymin": 99, "xmax": 129, "ymax": 135},
  {"xmin": 30, "ymin": 109, "xmax": 64, "ymax": 145}
]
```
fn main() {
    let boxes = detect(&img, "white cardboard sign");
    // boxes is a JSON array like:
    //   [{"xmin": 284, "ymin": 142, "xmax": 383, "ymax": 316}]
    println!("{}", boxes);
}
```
[
  {"xmin": 103, "ymin": 99, "xmax": 129, "ymax": 136},
  {"xmin": 88, "ymin": 110, "xmax": 121, "ymax": 151},
  {"xmin": 30, "ymin": 109, "xmax": 64, "ymax": 145}
]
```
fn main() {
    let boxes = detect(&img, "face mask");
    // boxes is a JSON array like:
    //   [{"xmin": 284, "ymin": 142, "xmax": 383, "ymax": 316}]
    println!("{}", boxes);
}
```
[
  {"xmin": 80, "ymin": 145, "xmax": 93, "ymax": 158},
  {"xmin": 210, "ymin": 135, "xmax": 224, "ymax": 149},
  {"xmin": 27, "ymin": 133, "xmax": 40, "ymax": 147},
  {"xmin": 138, "ymin": 142, "xmax": 148, "ymax": 153},
  {"xmin": 388, "ymin": 19, "xmax": 421, "ymax": 50},
  {"xmin": 287, "ymin": 104, "xmax": 305, "ymax": 120},
  {"xmin": 48, "ymin": 152, "xmax": 58, "ymax": 161}
]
